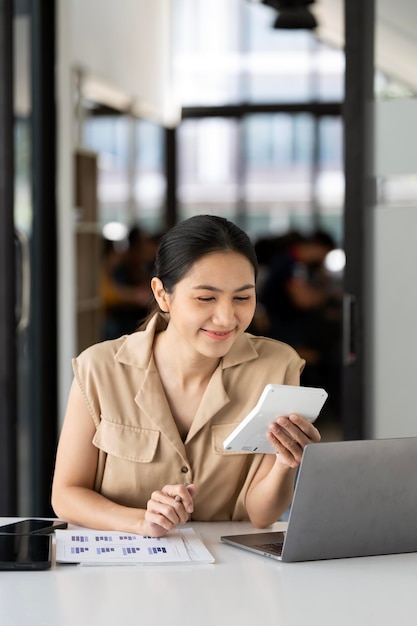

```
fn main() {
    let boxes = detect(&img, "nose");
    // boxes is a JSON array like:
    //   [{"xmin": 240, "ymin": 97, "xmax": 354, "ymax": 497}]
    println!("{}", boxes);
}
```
[{"xmin": 212, "ymin": 299, "xmax": 236, "ymax": 327}]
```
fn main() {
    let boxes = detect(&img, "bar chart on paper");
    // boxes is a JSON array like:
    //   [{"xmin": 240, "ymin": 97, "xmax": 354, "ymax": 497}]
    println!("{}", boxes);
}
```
[{"xmin": 55, "ymin": 528, "xmax": 215, "ymax": 565}]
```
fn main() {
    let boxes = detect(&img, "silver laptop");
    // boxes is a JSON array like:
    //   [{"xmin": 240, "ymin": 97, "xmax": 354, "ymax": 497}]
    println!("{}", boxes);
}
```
[{"xmin": 221, "ymin": 437, "xmax": 417, "ymax": 562}]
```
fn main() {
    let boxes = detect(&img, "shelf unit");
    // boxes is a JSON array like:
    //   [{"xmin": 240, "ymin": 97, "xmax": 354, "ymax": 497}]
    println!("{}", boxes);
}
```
[{"xmin": 74, "ymin": 149, "xmax": 103, "ymax": 353}]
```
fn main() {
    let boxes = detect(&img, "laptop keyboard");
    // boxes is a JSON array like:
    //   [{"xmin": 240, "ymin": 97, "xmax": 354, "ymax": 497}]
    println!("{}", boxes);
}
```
[{"xmin": 256, "ymin": 542, "xmax": 284, "ymax": 555}]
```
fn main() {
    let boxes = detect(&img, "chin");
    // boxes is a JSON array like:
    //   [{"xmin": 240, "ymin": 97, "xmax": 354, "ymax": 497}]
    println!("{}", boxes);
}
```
[{"xmin": 200, "ymin": 340, "xmax": 236, "ymax": 360}]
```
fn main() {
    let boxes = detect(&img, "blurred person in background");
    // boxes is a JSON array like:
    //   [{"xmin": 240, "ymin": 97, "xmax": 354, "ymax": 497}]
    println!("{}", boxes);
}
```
[
  {"xmin": 255, "ymin": 230, "xmax": 342, "ymax": 420},
  {"xmin": 101, "ymin": 226, "xmax": 158, "ymax": 339}
]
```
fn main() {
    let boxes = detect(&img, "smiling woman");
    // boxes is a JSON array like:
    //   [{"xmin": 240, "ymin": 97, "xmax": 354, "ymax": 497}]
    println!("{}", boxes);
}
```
[
  {"xmin": 51, "ymin": 215, "xmax": 321, "ymax": 537},
  {"xmin": 151, "ymin": 250, "xmax": 257, "ymax": 359}
]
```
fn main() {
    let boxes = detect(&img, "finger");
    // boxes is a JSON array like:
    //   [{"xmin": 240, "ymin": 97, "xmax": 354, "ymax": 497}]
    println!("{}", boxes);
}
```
[
  {"xmin": 267, "ymin": 420, "xmax": 307, "ymax": 462},
  {"xmin": 144, "ymin": 520, "xmax": 169, "ymax": 538},
  {"xmin": 268, "ymin": 412, "xmax": 322, "ymax": 467},
  {"xmin": 180, "ymin": 483, "xmax": 195, "ymax": 513},
  {"xmin": 186, "ymin": 483, "xmax": 197, "ymax": 499},
  {"xmin": 275, "ymin": 415, "xmax": 320, "ymax": 446},
  {"xmin": 266, "ymin": 432, "xmax": 300, "ymax": 468},
  {"xmin": 144, "ymin": 509, "xmax": 174, "ymax": 535},
  {"xmin": 287, "ymin": 413, "xmax": 322, "ymax": 442},
  {"xmin": 145, "ymin": 507, "xmax": 175, "ymax": 532},
  {"xmin": 269, "ymin": 420, "xmax": 308, "ymax": 453},
  {"xmin": 162, "ymin": 484, "xmax": 194, "ymax": 515},
  {"xmin": 148, "ymin": 491, "xmax": 186, "ymax": 525}
]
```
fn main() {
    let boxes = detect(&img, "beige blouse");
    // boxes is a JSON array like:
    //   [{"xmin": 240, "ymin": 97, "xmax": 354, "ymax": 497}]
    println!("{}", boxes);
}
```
[{"xmin": 73, "ymin": 314, "xmax": 305, "ymax": 522}]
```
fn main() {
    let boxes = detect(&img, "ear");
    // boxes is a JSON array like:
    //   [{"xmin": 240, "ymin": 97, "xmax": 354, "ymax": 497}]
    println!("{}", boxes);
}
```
[{"xmin": 151, "ymin": 277, "xmax": 170, "ymax": 313}]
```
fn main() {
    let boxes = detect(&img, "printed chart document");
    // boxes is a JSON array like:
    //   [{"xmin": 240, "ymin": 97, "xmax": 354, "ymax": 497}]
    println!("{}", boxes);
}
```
[{"xmin": 55, "ymin": 527, "xmax": 215, "ymax": 565}]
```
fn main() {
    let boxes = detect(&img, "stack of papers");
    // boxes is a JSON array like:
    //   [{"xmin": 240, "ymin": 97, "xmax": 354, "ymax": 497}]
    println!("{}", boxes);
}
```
[{"xmin": 55, "ymin": 527, "xmax": 215, "ymax": 565}]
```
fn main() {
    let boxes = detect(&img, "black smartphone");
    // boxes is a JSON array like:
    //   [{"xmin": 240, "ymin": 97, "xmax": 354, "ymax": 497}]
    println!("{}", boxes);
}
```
[
  {"xmin": 0, "ymin": 518, "xmax": 68, "ymax": 535},
  {"xmin": 0, "ymin": 533, "xmax": 52, "ymax": 570}
]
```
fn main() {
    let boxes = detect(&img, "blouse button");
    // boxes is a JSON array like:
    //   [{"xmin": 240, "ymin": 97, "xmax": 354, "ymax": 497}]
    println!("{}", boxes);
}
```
[{"xmin": 181, "ymin": 466, "xmax": 189, "ymax": 474}]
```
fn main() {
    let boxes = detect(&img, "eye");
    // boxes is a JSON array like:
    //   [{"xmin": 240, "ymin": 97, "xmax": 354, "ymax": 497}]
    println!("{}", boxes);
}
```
[
  {"xmin": 234, "ymin": 296, "xmax": 251, "ymax": 302},
  {"xmin": 197, "ymin": 296, "xmax": 215, "ymax": 302}
]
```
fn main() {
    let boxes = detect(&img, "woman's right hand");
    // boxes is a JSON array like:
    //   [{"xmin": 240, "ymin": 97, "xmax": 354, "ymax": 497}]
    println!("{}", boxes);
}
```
[{"xmin": 143, "ymin": 483, "xmax": 196, "ymax": 537}]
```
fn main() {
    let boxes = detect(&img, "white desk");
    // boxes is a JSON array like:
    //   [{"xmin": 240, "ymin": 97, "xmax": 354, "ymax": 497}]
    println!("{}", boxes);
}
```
[{"xmin": 1, "ymin": 518, "xmax": 417, "ymax": 626}]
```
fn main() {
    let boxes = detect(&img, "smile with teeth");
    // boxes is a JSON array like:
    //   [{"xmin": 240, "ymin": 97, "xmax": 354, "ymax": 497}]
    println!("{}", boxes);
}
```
[{"xmin": 202, "ymin": 328, "xmax": 235, "ymax": 339}]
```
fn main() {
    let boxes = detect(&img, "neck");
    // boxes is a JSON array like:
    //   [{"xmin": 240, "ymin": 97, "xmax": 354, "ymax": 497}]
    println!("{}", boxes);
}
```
[{"xmin": 153, "ymin": 328, "xmax": 220, "ymax": 390}]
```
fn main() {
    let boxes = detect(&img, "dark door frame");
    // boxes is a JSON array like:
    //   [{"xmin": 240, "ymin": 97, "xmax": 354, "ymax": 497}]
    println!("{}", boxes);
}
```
[
  {"xmin": 0, "ymin": 0, "xmax": 57, "ymax": 516},
  {"xmin": 30, "ymin": 0, "xmax": 58, "ymax": 515},
  {"xmin": 0, "ymin": 0, "xmax": 18, "ymax": 515},
  {"xmin": 342, "ymin": 0, "xmax": 375, "ymax": 439}
]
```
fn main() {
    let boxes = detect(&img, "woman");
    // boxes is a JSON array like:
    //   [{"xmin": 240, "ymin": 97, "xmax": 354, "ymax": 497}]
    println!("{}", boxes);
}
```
[{"xmin": 52, "ymin": 215, "xmax": 320, "ymax": 537}]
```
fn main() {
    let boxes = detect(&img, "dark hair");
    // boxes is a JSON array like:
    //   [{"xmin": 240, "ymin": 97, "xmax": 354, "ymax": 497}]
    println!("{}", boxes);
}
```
[
  {"xmin": 308, "ymin": 229, "xmax": 336, "ymax": 251},
  {"xmin": 156, "ymin": 215, "xmax": 258, "ymax": 288},
  {"xmin": 139, "ymin": 215, "xmax": 258, "ymax": 329}
]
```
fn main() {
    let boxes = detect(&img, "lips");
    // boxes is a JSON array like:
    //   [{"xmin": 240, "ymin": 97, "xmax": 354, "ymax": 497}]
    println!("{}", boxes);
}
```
[{"xmin": 201, "ymin": 329, "xmax": 235, "ymax": 341}]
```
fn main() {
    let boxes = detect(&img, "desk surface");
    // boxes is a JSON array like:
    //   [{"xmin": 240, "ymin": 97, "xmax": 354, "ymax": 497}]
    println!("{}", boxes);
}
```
[{"xmin": 1, "ymin": 518, "xmax": 417, "ymax": 626}]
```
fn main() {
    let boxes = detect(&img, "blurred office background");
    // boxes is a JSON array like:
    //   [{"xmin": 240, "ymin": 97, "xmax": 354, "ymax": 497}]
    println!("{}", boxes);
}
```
[{"xmin": 1, "ymin": 0, "xmax": 417, "ymax": 515}]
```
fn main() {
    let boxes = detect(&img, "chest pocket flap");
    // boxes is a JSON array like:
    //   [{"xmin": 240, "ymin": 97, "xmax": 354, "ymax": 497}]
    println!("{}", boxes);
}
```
[
  {"xmin": 93, "ymin": 417, "xmax": 160, "ymax": 463},
  {"xmin": 211, "ymin": 423, "xmax": 247, "ymax": 456}
]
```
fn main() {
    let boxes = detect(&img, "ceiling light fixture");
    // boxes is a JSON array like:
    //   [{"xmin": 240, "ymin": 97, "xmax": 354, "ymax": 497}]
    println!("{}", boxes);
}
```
[{"xmin": 262, "ymin": 0, "xmax": 318, "ymax": 31}]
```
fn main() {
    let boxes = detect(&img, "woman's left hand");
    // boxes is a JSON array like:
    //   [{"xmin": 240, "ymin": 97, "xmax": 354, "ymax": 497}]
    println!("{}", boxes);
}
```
[{"xmin": 267, "ymin": 413, "xmax": 321, "ymax": 468}]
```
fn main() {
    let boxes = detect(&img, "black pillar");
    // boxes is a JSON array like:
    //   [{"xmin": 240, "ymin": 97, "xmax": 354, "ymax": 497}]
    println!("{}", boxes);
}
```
[
  {"xmin": 30, "ymin": 0, "xmax": 58, "ymax": 514},
  {"xmin": 164, "ymin": 126, "xmax": 178, "ymax": 229},
  {"xmin": 0, "ymin": 0, "xmax": 18, "ymax": 514},
  {"xmin": 342, "ymin": 0, "xmax": 375, "ymax": 439}
]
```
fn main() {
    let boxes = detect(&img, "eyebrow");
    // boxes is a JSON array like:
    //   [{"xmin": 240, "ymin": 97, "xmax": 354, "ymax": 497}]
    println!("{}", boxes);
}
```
[{"xmin": 192, "ymin": 284, "xmax": 256, "ymax": 293}]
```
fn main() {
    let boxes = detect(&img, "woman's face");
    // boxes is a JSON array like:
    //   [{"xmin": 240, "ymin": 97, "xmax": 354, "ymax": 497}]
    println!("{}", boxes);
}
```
[{"xmin": 152, "ymin": 251, "xmax": 256, "ymax": 360}]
